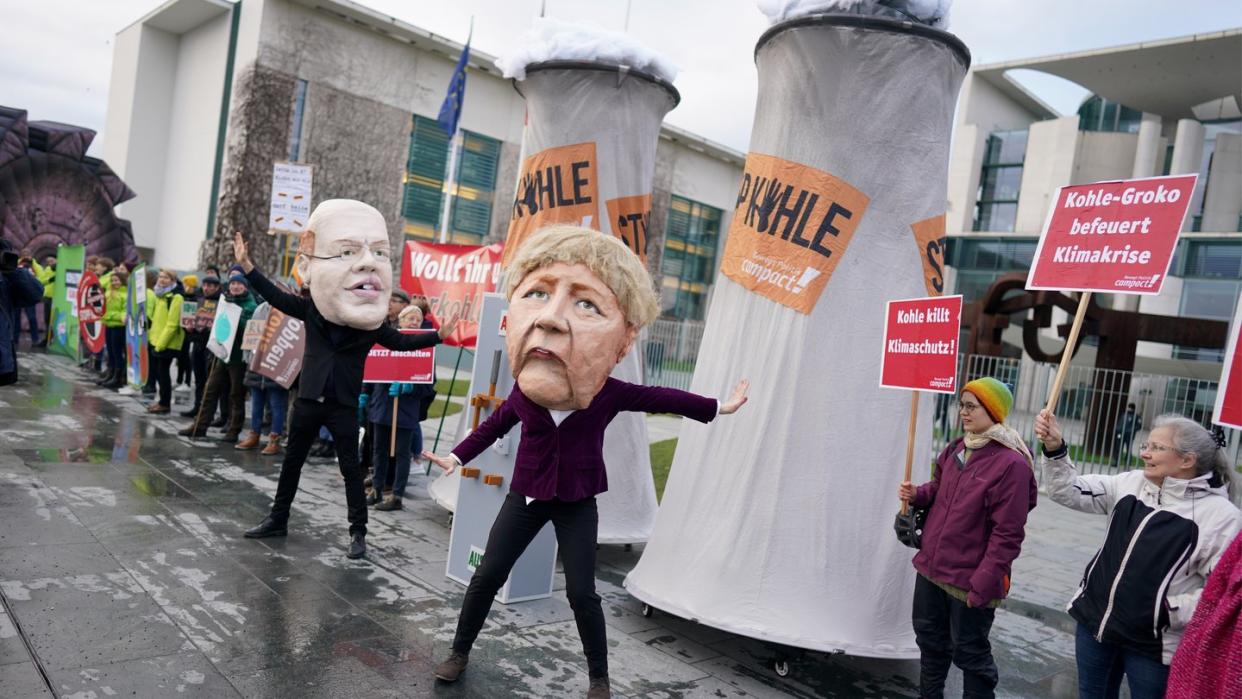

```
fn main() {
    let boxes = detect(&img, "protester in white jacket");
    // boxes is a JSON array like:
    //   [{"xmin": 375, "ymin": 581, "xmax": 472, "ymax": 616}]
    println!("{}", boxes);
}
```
[{"xmin": 1034, "ymin": 410, "xmax": 1240, "ymax": 699}]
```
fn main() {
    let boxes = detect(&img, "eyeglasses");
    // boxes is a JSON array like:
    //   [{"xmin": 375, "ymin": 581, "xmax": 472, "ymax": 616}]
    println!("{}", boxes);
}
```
[
  {"xmin": 1140, "ymin": 442, "xmax": 1178, "ymax": 453},
  {"xmin": 305, "ymin": 242, "xmax": 391, "ymax": 262},
  {"xmin": 957, "ymin": 401, "xmax": 983, "ymax": 414}
]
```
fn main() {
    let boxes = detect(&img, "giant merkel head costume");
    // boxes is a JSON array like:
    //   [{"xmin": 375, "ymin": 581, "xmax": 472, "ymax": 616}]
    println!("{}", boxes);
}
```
[
  {"xmin": 295, "ymin": 199, "xmax": 393, "ymax": 329},
  {"xmin": 503, "ymin": 225, "xmax": 660, "ymax": 410}
]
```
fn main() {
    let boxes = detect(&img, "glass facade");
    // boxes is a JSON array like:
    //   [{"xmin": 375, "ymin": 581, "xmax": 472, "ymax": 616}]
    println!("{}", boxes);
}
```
[
  {"xmin": 972, "ymin": 130, "xmax": 1027, "ymax": 232},
  {"xmin": 946, "ymin": 237, "xmax": 1038, "ymax": 304},
  {"xmin": 661, "ymin": 195, "xmax": 723, "ymax": 320},
  {"xmin": 401, "ymin": 115, "xmax": 501, "ymax": 243},
  {"xmin": 1172, "ymin": 239, "xmax": 1242, "ymax": 362},
  {"xmin": 1076, "ymin": 95, "xmax": 1143, "ymax": 133},
  {"xmin": 288, "ymin": 79, "xmax": 308, "ymax": 162}
]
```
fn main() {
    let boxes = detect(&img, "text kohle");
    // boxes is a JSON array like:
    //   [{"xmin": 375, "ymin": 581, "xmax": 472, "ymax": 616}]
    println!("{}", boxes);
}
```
[{"xmin": 896, "ymin": 306, "xmax": 951, "ymax": 324}]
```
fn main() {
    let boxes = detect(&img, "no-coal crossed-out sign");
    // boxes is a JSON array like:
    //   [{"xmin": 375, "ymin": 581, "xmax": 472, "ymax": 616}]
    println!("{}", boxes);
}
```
[
  {"xmin": 880, "ymin": 295, "xmax": 963, "ymax": 394},
  {"xmin": 1026, "ymin": 174, "xmax": 1197, "ymax": 295}
]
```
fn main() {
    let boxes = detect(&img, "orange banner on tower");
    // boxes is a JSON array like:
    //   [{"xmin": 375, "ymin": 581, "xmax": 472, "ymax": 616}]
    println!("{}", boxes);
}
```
[
  {"xmin": 504, "ymin": 142, "xmax": 600, "ymax": 266},
  {"xmin": 910, "ymin": 214, "xmax": 947, "ymax": 297},
  {"xmin": 719, "ymin": 153, "xmax": 869, "ymax": 315},
  {"xmin": 605, "ymin": 193, "xmax": 652, "ymax": 263}
]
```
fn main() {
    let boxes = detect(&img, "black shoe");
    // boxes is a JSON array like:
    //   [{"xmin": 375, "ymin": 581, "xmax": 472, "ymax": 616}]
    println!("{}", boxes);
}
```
[
  {"xmin": 179, "ymin": 406, "xmax": 201, "ymax": 418},
  {"xmin": 365, "ymin": 489, "xmax": 380, "ymax": 507},
  {"xmin": 94, "ymin": 369, "xmax": 112, "ymax": 385},
  {"xmin": 587, "ymin": 676, "xmax": 611, "ymax": 699},
  {"xmin": 244, "ymin": 517, "xmax": 288, "ymax": 538},
  {"xmin": 177, "ymin": 424, "xmax": 208, "ymax": 438},
  {"xmin": 375, "ymin": 496, "xmax": 403, "ymax": 511},
  {"xmin": 347, "ymin": 533, "xmax": 366, "ymax": 559},
  {"xmin": 210, "ymin": 416, "xmax": 227, "ymax": 428}
]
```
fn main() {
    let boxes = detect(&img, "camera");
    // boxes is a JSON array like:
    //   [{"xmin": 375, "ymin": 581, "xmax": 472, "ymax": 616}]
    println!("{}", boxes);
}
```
[{"xmin": 0, "ymin": 250, "xmax": 17, "ymax": 273}]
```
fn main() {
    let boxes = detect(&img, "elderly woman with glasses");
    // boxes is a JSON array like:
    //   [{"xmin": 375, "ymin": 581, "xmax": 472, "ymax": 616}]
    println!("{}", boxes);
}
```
[
  {"xmin": 898, "ymin": 377, "xmax": 1039, "ymax": 699},
  {"xmin": 1034, "ymin": 409, "xmax": 1240, "ymax": 699}
]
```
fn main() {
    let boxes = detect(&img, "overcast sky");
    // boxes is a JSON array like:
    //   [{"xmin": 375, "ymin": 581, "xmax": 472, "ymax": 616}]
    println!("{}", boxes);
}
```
[{"xmin": 1, "ymin": 0, "xmax": 1239, "ymax": 158}]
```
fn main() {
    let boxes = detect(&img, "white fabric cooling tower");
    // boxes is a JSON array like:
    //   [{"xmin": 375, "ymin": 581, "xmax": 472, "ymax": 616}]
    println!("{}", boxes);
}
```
[
  {"xmin": 624, "ymin": 15, "xmax": 969, "ymax": 657},
  {"xmin": 503, "ymin": 61, "xmax": 680, "ymax": 544}
]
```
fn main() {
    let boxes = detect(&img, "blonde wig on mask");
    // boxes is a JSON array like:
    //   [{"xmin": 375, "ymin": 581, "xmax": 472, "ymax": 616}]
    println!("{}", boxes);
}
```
[{"xmin": 504, "ymin": 225, "xmax": 660, "ymax": 328}]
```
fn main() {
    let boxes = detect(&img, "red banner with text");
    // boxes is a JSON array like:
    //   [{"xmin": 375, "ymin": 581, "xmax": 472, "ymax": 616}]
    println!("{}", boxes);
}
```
[
  {"xmin": 363, "ymin": 330, "xmax": 436, "ymax": 384},
  {"xmin": 1027, "ymin": 174, "xmax": 1196, "ymax": 295},
  {"xmin": 401, "ymin": 240, "xmax": 504, "ymax": 350},
  {"xmin": 880, "ymin": 295, "xmax": 963, "ymax": 394},
  {"xmin": 1213, "ymin": 302, "xmax": 1242, "ymax": 430}
]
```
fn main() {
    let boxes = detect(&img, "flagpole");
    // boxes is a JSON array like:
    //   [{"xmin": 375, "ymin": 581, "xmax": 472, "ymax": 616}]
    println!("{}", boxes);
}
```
[{"xmin": 437, "ymin": 133, "xmax": 462, "ymax": 244}]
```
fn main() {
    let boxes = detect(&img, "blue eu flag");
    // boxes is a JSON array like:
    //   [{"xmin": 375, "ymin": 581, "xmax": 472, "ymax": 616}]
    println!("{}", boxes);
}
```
[{"xmin": 438, "ymin": 40, "xmax": 470, "ymax": 137}]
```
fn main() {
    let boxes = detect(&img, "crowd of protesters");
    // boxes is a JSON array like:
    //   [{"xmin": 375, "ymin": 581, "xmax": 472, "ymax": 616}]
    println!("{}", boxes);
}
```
[{"xmin": 8, "ymin": 252, "xmax": 438, "ymax": 514}]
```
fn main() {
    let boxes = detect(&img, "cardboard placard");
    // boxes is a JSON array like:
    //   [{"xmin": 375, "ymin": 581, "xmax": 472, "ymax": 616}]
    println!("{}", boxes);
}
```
[
  {"xmin": 720, "ymin": 153, "xmax": 870, "ymax": 315},
  {"xmin": 179, "ymin": 301, "xmax": 199, "ymax": 330},
  {"xmin": 206, "ymin": 301, "xmax": 242, "ymax": 361},
  {"xmin": 249, "ymin": 308, "xmax": 305, "ymax": 389},
  {"xmin": 268, "ymin": 161, "xmax": 313, "ymax": 233},
  {"xmin": 194, "ymin": 299, "xmax": 218, "ymax": 332},
  {"xmin": 240, "ymin": 305, "xmax": 268, "ymax": 352},
  {"xmin": 1213, "ymin": 301, "xmax": 1242, "ymax": 430},
  {"xmin": 880, "ymin": 295, "xmax": 963, "ymax": 394},
  {"xmin": 362, "ymin": 330, "xmax": 436, "ymax": 384},
  {"xmin": 1027, "ymin": 174, "xmax": 1197, "ymax": 294},
  {"xmin": 605, "ymin": 193, "xmax": 653, "ymax": 263},
  {"xmin": 504, "ymin": 141, "xmax": 599, "ymax": 265},
  {"xmin": 910, "ymin": 214, "xmax": 948, "ymax": 297},
  {"xmin": 401, "ymin": 240, "xmax": 503, "ymax": 349}
]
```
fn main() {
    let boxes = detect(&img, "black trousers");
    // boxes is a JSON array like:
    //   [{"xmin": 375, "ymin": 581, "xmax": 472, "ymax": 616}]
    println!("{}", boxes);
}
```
[
  {"xmin": 269, "ymin": 397, "xmax": 367, "ymax": 537},
  {"xmin": 151, "ymin": 353, "xmax": 174, "ymax": 407},
  {"xmin": 452, "ymin": 493, "xmax": 606, "ymax": 679},
  {"xmin": 188, "ymin": 339, "xmax": 208, "ymax": 408},
  {"xmin": 912, "ymin": 574, "xmax": 999, "ymax": 699}
]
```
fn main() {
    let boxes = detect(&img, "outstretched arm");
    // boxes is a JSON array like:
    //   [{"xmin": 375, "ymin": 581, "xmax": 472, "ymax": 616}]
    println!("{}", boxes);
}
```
[
  {"xmin": 376, "ymin": 311, "xmax": 460, "ymax": 350},
  {"xmin": 425, "ymin": 392, "xmax": 521, "ymax": 474},
  {"xmin": 235, "ymin": 231, "xmax": 309, "ymax": 320},
  {"xmin": 615, "ymin": 378, "xmax": 748, "ymax": 423}
]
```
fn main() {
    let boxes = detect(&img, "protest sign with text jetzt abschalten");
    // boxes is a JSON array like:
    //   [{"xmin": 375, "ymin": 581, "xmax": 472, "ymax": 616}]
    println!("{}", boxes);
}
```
[{"xmin": 363, "ymin": 330, "xmax": 436, "ymax": 384}]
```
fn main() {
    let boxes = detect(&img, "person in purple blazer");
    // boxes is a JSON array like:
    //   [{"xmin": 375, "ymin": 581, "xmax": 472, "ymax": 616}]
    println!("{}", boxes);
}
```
[{"xmin": 424, "ymin": 225, "xmax": 748, "ymax": 699}]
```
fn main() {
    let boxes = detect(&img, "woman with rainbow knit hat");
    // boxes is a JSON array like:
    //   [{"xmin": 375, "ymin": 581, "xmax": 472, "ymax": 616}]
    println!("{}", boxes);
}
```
[{"xmin": 899, "ymin": 377, "xmax": 1039, "ymax": 699}]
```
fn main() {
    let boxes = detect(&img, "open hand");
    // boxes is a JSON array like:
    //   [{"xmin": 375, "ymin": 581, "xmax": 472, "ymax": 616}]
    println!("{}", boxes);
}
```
[
  {"xmin": 719, "ymin": 379, "xmax": 750, "ymax": 415},
  {"xmin": 423, "ymin": 450, "xmax": 459, "ymax": 475},
  {"xmin": 1034, "ymin": 409, "xmax": 1064, "ymax": 451},
  {"xmin": 233, "ymin": 231, "xmax": 253, "ymax": 272},
  {"xmin": 437, "ymin": 310, "xmax": 462, "ymax": 341}
]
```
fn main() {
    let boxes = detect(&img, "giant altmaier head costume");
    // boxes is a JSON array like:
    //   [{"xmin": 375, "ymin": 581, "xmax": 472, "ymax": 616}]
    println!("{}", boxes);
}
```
[
  {"xmin": 502, "ymin": 224, "xmax": 660, "ymax": 410},
  {"xmin": 295, "ymin": 199, "xmax": 392, "ymax": 329}
]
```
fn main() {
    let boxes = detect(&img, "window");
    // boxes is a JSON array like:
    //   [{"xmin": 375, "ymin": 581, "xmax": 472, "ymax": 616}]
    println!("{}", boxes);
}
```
[
  {"xmin": 401, "ymin": 115, "xmax": 501, "ymax": 243},
  {"xmin": 660, "ymin": 196, "xmax": 722, "ymax": 320},
  {"xmin": 288, "ymin": 79, "xmax": 308, "ymax": 162},
  {"xmin": 972, "ymin": 131, "xmax": 1026, "ymax": 232},
  {"xmin": 1077, "ymin": 95, "xmax": 1142, "ymax": 133},
  {"xmin": 946, "ymin": 237, "xmax": 1038, "ymax": 304},
  {"xmin": 1173, "ymin": 279, "xmax": 1240, "ymax": 362}
]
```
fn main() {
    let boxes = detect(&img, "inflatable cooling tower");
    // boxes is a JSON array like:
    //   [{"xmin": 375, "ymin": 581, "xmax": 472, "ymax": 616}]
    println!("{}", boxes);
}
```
[{"xmin": 625, "ymin": 14, "xmax": 969, "ymax": 656}]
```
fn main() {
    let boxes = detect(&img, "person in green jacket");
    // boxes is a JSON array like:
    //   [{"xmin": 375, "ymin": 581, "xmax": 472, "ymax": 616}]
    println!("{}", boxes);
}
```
[
  {"xmin": 99, "ymin": 269, "xmax": 129, "ymax": 389},
  {"xmin": 179, "ymin": 273, "xmax": 255, "ymax": 441},
  {"xmin": 30, "ymin": 255, "xmax": 55, "ymax": 347},
  {"xmin": 147, "ymin": 269, "xmax": 186, "ymax": 413}
]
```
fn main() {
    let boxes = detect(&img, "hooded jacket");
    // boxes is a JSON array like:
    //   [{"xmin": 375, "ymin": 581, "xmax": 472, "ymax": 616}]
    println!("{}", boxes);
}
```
[
  {"xmin": 1043, "ymin": 449, "xmax": 1241, "ymax": 664},
  {"xmin": 102, "ymin": 283, "xmax": 126, "ymax": 328},
  {"xmin": 911, "ymin": 438, "xmax": 1039, "ymax": 608},
  {"xmin": 149, "ymin": 284, "xmax": 185, "ymax": 354}
]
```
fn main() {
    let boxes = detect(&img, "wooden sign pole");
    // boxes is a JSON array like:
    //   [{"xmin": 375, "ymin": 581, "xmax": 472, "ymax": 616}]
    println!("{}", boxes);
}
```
[
  {"xmin": 1044, "ymin": 291, "xmax": 1092, "ymax": 415},
  {"xmin": 901, "ymin": 391, "xmax": 919, "ymax": 516},
  {"xmin": 390, "ymin": 396, "xmax": 399, "ymax": 457}
]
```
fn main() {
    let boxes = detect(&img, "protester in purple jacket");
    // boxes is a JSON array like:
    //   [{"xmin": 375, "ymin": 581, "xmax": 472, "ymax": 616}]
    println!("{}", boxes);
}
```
[
  {"xmin": 424, "ymin": 225, "xmax": 748, "ymax": 699},
  {"xmin": 899, "ymin": 377, "xmax": 1037, "ymax": 699}
]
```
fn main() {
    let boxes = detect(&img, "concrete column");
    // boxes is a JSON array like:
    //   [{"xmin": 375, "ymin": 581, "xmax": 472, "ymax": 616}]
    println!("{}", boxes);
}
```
[
  {"xmin": 1201, "ymin": 132, "xmax": 1242, "ymax": 232},
  {"xmin": 1169, "ymin": 119, "xmax": 1205, "ymax": 231},
  {"xmin": 1131, "ymin": 113, "xmax": 1162, "ymax": 178}
]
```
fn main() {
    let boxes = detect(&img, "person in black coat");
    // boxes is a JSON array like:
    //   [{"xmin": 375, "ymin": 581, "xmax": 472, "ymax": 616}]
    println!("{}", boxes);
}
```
[{"xmin": 233, "ymin": 200, "xmax": 457, "ymax": 559}]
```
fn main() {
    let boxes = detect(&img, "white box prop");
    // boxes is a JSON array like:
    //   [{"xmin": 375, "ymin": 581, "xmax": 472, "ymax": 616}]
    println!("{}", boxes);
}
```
[{"xmin": 444, "ymin": 294, "xmax": 557, "ymax": 603}]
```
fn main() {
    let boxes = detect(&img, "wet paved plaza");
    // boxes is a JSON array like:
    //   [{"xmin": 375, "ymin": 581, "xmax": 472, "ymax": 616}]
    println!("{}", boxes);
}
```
[{"xmin": 0, "ymin": 352, "xmax": 1098, "ymax": 697}]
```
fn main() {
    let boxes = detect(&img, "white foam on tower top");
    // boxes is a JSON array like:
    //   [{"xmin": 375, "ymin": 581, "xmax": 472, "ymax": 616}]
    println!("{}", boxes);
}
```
[
  {"xmin": 494, "ymin": 17, "xmax": 679, "ymax": 83},
  {"xmin": 756, "ymin": 0, "xmax": 952, "ymax": 29}
]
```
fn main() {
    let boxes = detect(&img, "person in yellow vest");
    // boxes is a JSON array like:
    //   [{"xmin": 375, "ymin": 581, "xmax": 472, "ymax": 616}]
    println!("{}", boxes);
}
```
[
  {"xmin": 30, "ymin": 255, "xmax": 55, "ymax": 348},
  {"xmin": 146, "ymin": 270, "xmax": 185, "ymax": 413},
  {"xmin": 100, "ymin": 270, "xmax": 129, "ymax": 389}
]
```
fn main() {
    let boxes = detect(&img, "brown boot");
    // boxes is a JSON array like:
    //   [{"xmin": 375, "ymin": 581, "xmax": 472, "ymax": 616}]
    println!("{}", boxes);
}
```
[
  {"xmin": 260, "ymin": 433, "xmax": 282, "ymax": 455},
  {"xmin": 375, "ymin": 495, "xmax": 403, "ymax": 511},
  {"xmin": 587, "ymin": 676, "xmax": 611, "ymax": 698},
  {"xmin": 434, "ymin": 652, "xmax": 468, "ymax": 682},
  {"xmin": 234, "ymin": 432, "xmax": 260, "ymax": 450}
]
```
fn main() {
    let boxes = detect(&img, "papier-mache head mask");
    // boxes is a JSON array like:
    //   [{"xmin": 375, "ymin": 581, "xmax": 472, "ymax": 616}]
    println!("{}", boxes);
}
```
[
  {"xmin": 503, "ymin": 225, "xmax": 660, "ymax": 410},
  {"xmin": 296, "ymin": 199, "xmax": 393, "ymax": 329}
]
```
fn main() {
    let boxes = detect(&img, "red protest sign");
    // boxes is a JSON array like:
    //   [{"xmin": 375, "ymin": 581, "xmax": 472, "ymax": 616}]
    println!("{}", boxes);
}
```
[
  {"xmin": 1027, "ymin": 174, "xmax": 1196, "ymax": 295},
  {"xmin": 363, "ymin": 330, "xmax": 436, "ymax": 384},
  {"xmin": 77, "ymin": 271, "xmax": 106, "ymax": 353},
  {"xmin": 880, "ymin": 295, "xmax": 963, "ymax": 394},
  {"xmin": 1213, "ymin": 302, "xmax": 1242, "ymax": 429},
  {"xmin": 401, "ymin": 240, "xmax": 503, "ymax": 350}
]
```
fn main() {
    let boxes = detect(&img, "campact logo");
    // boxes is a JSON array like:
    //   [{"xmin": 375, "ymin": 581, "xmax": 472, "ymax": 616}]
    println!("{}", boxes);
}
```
[{"xmin": 739, "ymin": 259, "xmax": 821, "ymax": 294}]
